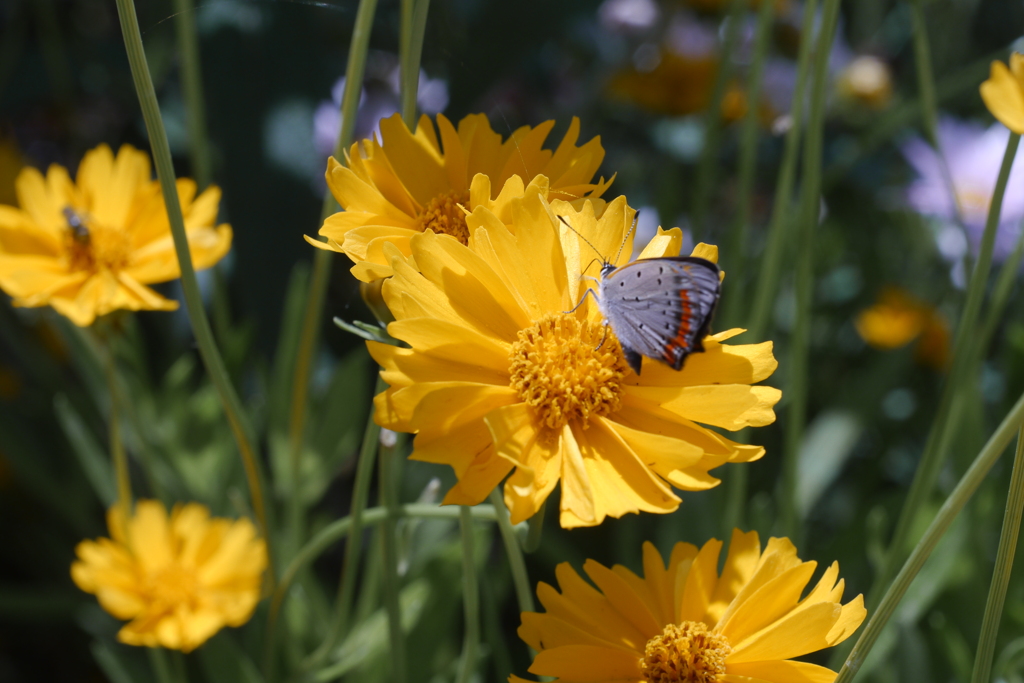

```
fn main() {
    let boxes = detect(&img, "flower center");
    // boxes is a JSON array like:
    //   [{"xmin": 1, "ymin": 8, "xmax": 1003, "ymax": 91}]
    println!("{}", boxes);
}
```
[
  {"xmin": 145, "ymin": 563, "xmax": 200, "ymax": 613},
  {"xmin": 641, "ymin": 622, "xmax": 731, "ymax": 683},
  {"xmin": 508, "ymin": 314, "xmax": 627, "ymax": 430},
  {"xmin": 417, "ymin": 190, "xmax": 470, "ymax": 244},
  {"xmin": 63, "ymin": 207, "xmax": 131, "ymax": 272}
]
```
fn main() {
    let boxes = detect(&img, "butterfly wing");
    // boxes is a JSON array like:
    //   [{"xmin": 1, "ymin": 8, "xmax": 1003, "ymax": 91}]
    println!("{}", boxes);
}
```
[{"xmin": 598, "ymin": 257, "xmax": 721, "ymax": 373}]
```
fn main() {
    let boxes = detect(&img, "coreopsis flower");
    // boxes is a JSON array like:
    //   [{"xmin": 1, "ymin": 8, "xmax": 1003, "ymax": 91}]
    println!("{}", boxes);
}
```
[
  {"xmin": 607, "ymin": 13, "xmax": 748, "ymax": 120},
  {"xmin": 309, "ymin": 112, "xmax": 613, "ymax": 282},
  {"xmin": 0, "ymin": 144, "xmax": 232, "ymax": 326},
  {"xmin": 512, "ymin": 530, "xmax": 866, "ymax": 683},
  {"xmin": 901, "ymin": 117, "xmax": 1024, "ymax": 264},
  {"xmin": 71, "ymin": 500, "xmax": 267, "ymax": 652},
  {"xmin": 980, "ymin": 52, "xmax": 1024, "ymax": 135},
  {"xmin": 855, "ymin": 287, "xmax": 949, "ymax": 370},
  {"xmin": 369, "ymin": 191, "xmax": 781, "ymax": 528}
]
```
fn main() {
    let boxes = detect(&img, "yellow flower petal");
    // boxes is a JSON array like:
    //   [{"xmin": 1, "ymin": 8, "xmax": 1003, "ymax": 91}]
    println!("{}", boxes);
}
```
[
  {"xmin": 531, "ymin": 645, "xmax": 643, "ymax": 680},
  {"xmin": 981, "ymin": 59, "xmax": 1024, "ymax": 134},
  {"xmin": 726, "ymin": 660, "xmax": 838, "ymax": 683}
]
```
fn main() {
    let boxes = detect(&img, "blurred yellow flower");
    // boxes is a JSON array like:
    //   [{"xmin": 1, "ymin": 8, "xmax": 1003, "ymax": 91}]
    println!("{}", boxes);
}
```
[
  {"xmin": 981, "ymin": 53, "xmax": 1024, "ymax": 134},
  {"xmin": 369, "ymin": 191, "xmax": 780, "ymax": 528},
  {"xmin": 513, "ymin": 530, "xmax": 866, "ymax": 683},
  {"xmin": 309, "ymin": 112, "xmax": 613, "ymax": 282},
  {"xmin": 0, "ymin": 144, "xmax": 232, "ymax": 326},
  {"xmin": 608, "ymin": 51, "xmax": 748, "ymax": 120},
  {"xmin": 855, "ymin": 288, "xmax": 949, "ymax": 370},
  {"xmin": 71, "ymin": 500, "xmax": 267, "ymax": 653}
]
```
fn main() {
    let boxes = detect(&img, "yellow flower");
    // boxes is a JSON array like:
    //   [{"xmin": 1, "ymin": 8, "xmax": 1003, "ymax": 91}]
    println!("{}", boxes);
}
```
[
  {"xmin": 981, "ymin": 52, "xmax": 1024, "ymax": 134},
  {"xmin": 309, "ymin": 112, "xmax": 613, "ymax": 282},
  {"xmin": 513, "ymin": 530, "xmax": 866, "ymax": 683},
  {"xmin": 369, "ymin": 191, "xmax": 781, "ymax": 528},
  {"xmin": 855, "ymin": 287, "xmax": 949, "ymax": 370},
  {"xmin": 71, "ymin": 500, "xmax": 267, "ymax": 653},
  {"xmin": 607, "ymin": 51, "xmax": 748, "ymax": 121},
  {"xmin": 0, "ymin": 143, "xmax": 232, "ymax": 326}
]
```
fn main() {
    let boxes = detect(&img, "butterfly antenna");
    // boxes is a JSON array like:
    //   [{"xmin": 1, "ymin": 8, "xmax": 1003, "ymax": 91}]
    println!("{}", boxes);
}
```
[
  {"xmin": 613, "ymin": 211, "xmax": 640, "ymax": 265},
  {"xmin": 557, "ymin": 215, "xmax": 607, "ymax": 267}
]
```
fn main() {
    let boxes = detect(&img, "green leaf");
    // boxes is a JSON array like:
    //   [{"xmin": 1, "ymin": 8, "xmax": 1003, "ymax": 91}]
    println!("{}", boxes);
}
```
[
  {"xmin": 196, "ymin": 631, "xmax": 264, "ymax": 683},
  {"xmin": 54, "ymin": 394, "xmax": 116, "ymax": 507},
  {"xmin": 313, "ymin": 579, "xmax": 431, "ymax": 681}
]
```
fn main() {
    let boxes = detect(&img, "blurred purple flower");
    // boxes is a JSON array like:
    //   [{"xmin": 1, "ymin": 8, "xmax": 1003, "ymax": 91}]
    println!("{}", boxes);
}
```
[
  {"xmin": 313, "ymin": 54, "xmax": 448, "ymax": 158},
  {"xmin": 902, "ymin": 117, "xmax": 1024, "ymax": 263},
  {"xmin": 599, "ymin": 0, "xmax": 660, "ymax": 33}
]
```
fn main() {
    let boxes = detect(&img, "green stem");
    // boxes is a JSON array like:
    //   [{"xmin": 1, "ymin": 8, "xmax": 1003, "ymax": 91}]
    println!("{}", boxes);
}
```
[
  {"xmin": 867, "ymin": 133, "xmax": 1020, "ymax": 609},
  {"xmin": 103, "ymin": 345, "xmax": 132, "ymax": 529},
  {"xmin": 149, "ymin": 650, "xmax": 173, "ymax": 683},
  {"xmin": 172, "ymin": 0, "xmax": 212, "ymax": 189},
  {"xmin": 523, "ymin": 497, "xmax": 546, "ymax": 553},
  {"xmin": 691, "ymin": 0, "xmax": 746, "ymax": 238},
  {"xmin": 779, "ymin": 0, "xmax": 841, "ymax": 540},
  {"xmin": 488, "ymin": 490, "xmax": 535, "ymax": 614},
  {"xmin": 302, "ymin": 377, "xmax": 384, "ymax": 671},
  {"xmin": 379, "ymin": 430, "xmax": 405, "ymax": 682},
  {"xmin": 264, "ymin": 504, "xmax": 499, "ymax": 679},
  {"xmin": 971, "ymin": 427, "xmax": 1024, "ymax": 683},
  {"xmin": 286, "ymin": 0, "xmax": 379, "ymax": 566},
  {"xmin": 454, "ymin": 506, "xmax": 480, "ymax": 683},
  {"xmin": 834, "ymin": 390, "xmax": 1024, "ymax": 683},
  {"xmin": 723, "ymin": 0, "xmax": 775, "ymax": 295},
  {"xmin": 399, "ymin": 0, "xmax": 430, "ymax": 126},
  {"xmin": 746, "ymin": 0, "xmax": 819, "ymax": 340},
  {"xmin": 977, "ymin": 227, "xmax": 1024, "ymax": 362},
  {"xmin": 909, "ymin": 0, "xmax": 939, "ymax": 147},
  {"xmin": 113, "ymin": 0, "xmax": 274, "ymax": 576}
]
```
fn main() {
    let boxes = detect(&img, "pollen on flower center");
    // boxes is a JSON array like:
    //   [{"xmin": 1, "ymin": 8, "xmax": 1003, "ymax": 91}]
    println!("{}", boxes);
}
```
[
  {"xmin": 417, "ymin": 190, "xmax": 471, "ymax": 243},
  {"xmin": 63, "ymin": 209, "xmax": 131, "ymax": 272},
  {"xmin": 508, "ymin": 314, "xmax": 627, "ymax": 430},
  {"xmin": 640, "ymin": 622, "xmax": 731, "ymax": 683}
]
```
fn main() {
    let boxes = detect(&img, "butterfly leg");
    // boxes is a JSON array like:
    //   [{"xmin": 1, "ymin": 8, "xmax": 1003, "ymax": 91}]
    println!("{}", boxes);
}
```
[
  {"xmin": 563, "ymin": 287, "xmax": 598, "ymax": 315},
  {"xmin": 595, "ymin": 321, "xmax": 610, "ymax": 351}
]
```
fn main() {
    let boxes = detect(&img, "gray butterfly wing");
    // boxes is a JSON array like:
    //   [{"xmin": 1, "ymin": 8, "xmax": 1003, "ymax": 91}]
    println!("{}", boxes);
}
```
[{"xmin": 598, "ymin": 257, "xmax": 721, "ymax": 374}]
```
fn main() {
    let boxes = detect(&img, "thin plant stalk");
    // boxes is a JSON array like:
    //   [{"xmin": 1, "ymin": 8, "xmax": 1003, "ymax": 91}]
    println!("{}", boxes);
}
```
[
  {"xmin": 379, "ymin": 430, "xmax": 405, "ymax": 683},
  {"xmin": 971, "ymin": 427, "xmax": 1024, "ymax": 683},
  {"xmin": 488, "ymin": 489, "xmax": 535, "ymax": 615},
  {"xmin": 113, "ymin": 0, "xmax": 274, "ymax": 575},
  {"xmin": 746, "ymin": 0, "xmax": 819, "ymax": 340},
  {"xmin": 172, "ymin": 0, "xmax": 212, "ymax": 189},
  {"xmin": 908, "ymin": 0, "xmax": 967, "ymax": 233},
  {"xmin": 834, "ymin": 389, "xmax": 1024, "ymax": 683},
  {"xmin": 719, "ymin": 0, "xmax": 775, "ymax": 535},
  {"xmin": 264, "ymin": 503, "xmax": 499, "ymax": 678},
  {"xmin": 149, "ymin": 648, "xmax": 186, "ymax": 683},
  {"xmin": 285, "ymin": 0, "xmax": 379, "ymax": 559},
  {"xmin": 779, "ymin": 0, "xmax": 842, "ymax": 540},
  {"xmin": 399, "ymin": 0, "xmax": 430, "ymax": 126},
  {"xmin": 454, "ymin": 506, "xmax": 480, "ymax": 683},
  {"xmin": 977, "ymin": 226, "xmax": 1024, "ymax": 360},
  {"xmin": 302, "ymin": 378, "xmax": 384, "ymax": 670},
  {"xmin": 104, "ymin": 347, "xmax": 132, "ymax": 527},
  {"xmin": 691, "ymin": 0, "xmax": 747, "ymax": 237},
  {"xmin": 724, "ymin": 0, "xmax": 775, "ymax": 290},
  {"xmin": 867, "ymin": 133, "xmax": 1021, "ymax": 608}
]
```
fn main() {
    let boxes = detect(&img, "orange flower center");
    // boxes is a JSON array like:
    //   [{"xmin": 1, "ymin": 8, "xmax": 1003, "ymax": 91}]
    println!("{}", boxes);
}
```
[
  {"xmin": 63, "ymin": 207, "xmax": 131, "ymax": 272},
  {"xmin": 508, "ymin": 313, "xmax": 627, "ymax": 430},
  {"xmin": 144, "ymin": 562, "xmax": 200, "ymax": 614},
  {"xmin": 641, "ymin": 622, "xmax": 731, "ymax": 683},
  {"xmin": 417, "ymin": 190, "xmax": 470, "ymax": 244}
]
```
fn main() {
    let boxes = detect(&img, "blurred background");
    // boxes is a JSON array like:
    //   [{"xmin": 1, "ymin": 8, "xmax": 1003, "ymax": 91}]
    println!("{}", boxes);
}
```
[{"xmin": 3, "ymin": 0, "xmax": 1024, "ymax": 681}]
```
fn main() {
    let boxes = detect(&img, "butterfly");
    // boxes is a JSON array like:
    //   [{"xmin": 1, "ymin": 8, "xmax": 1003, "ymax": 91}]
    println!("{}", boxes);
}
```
[
  {"xmin": 563, "ymin": 216, "xmax": 721, "ymax": 375},
  {"xmin": 594, "ymin": 256, "xmax": 720, "ymax": 374}
]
